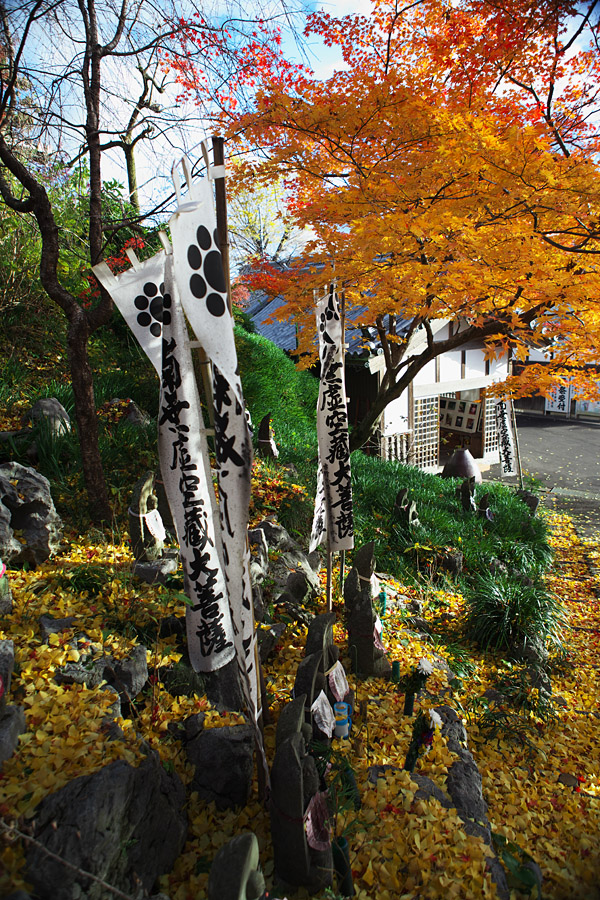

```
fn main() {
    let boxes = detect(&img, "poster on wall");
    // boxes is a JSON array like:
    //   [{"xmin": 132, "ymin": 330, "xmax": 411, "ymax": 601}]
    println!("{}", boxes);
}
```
[
  {"xmin": 440, "ymin": 398, "xmax": 481, "ymax": 433},
  {"xmin": 545, "ymin": 383, "xmax": 572, "ymax": 414}
]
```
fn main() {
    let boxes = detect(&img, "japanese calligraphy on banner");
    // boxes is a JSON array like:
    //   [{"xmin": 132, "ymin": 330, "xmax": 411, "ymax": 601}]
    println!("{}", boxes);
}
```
[
  {"xmin": 310, "ymin": 285, "xmax": 354, "ymax": 553},
  {"xmin": 495, "ymin": 399, "xmax": 517, "ymax": 477},
  {"xmin": 158, "ymin": 252, "xmax": 237, "ymax": 672},
  {"xmin": 545, "ymin": 383, "xmax": 572, "ymax": 414},
  {"xmin": 169, "ymin": 160, "xmax": 257, "ymax": 712},
  {"xmin": 93, "ymin": 251, "xmax": 165, "ymax": 376}
]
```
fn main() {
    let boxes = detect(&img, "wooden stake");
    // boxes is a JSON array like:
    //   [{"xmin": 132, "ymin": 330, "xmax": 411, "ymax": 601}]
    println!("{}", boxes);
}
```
[
  {"xmin": 212, "ymin": 136, "xmax": 232, "ymax": 313},
  {"xmin": 326, "ymin": 536, "xmax": 333, "ymax": 612}
]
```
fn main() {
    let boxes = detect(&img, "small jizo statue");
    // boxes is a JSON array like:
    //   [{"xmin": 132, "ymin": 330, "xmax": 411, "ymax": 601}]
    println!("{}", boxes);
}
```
[
  {"xmin": 128, "ymin": 471, "xmax": 166, "ymax": 562},
  {"xmin": 393, "ymin": 488, "xmax": 420, "ymax": 529},
  {"xmin": 457, "ymin": 476, "xmax": 477, "ymax": 513},
  {"xmin": 270, "ymin": 696, "xmax": 333, "ymax": 893},
  {"xmin": 256, "ymin": 413, "xmax": 279, "ymax": 459},
  {"xmin": 344, "ymin": 542, "xmax": 392, "ymax": 680},
  {"xmin": 207, "ymin": 832, "xmax": 265, "ymax": 900}
]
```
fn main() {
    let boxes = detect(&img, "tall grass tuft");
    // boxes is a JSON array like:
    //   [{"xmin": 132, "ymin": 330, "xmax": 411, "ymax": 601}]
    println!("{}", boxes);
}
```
[{"xmin": 465, "ymin": 572, "xmax": 565, "ymax": 652}]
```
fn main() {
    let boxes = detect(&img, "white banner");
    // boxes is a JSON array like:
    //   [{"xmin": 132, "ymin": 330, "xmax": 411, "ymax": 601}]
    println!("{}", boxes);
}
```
[
  {"xmin": 169, "ymin": 160, "xmax": 258, "ymax": 713},
  {"xmin": 313, "ymin": 285, "xmax": 354, "ymax": 552},
  {"xmin": 169, "ymin": 158, "xmax": 238, "ymax": 387},
  {"xmin": 309, "ymin": 464, "xmax": 327, "ymax": 553},
  {"xmin": 93, "ymin": 252, "xmax": 165, "ymax": 376},
  {"xmin": 158, "ymin": 252, "xmax": 236, "ymax": 671},
  {"xmin": 495, "ymin": 399, "xmax": 517, "ymax": 477}
]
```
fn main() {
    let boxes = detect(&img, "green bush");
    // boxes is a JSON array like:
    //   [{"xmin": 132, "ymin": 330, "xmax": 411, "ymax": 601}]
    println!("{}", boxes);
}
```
[{"xmin": 465, "ymin": 572, "xmax": 565, "ymax": 652}]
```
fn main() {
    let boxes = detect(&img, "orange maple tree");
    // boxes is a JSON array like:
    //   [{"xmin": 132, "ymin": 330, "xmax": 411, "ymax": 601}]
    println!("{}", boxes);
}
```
[{"xmin": 176, "ymin": 0, "xmax": 600, "ymax": 450}]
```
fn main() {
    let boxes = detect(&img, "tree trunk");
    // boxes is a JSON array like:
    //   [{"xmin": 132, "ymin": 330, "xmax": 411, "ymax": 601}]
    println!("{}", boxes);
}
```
[{"xmin": 67, "ymin": 308, "xmax": 111, "ymax": 522}]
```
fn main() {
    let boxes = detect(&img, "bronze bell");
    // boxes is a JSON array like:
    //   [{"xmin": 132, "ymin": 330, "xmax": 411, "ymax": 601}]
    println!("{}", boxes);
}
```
[{"xmin": 441, "ymin": 448, "xmax": 482, "ymax": 483}]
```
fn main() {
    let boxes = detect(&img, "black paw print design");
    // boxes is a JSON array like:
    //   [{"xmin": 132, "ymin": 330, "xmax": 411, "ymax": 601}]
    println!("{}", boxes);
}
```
[
  {"xmin": 186, "ymin": 225, "xmax": 227, "ymax": 317},
  {"xmin": 319, "ymin": 289, "xmax": 339, "ymax": 344},
  {"xmin": 134, "ymin": 281, "xmax": 172, "ymax": 337}
]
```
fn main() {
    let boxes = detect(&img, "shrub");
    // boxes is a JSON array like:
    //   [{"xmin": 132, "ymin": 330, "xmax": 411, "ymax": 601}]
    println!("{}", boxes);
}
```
[{"xmin": 465, "ymin": 572, "xmax": 565, "ymax": 652}]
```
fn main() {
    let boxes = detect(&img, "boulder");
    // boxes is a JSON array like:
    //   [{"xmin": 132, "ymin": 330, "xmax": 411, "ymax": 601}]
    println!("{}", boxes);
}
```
[
  {"xmin": 0, "ymin": 639, "xmax": 14, "ymax": 711},
  {"xmin": 0, "ymin": 560, "xmax": 12, "ymax": 614},
  {"xmin": 0, "ymin": 705, "xmax": 26, "ymax": 766},
  {"xmin": 25, "ymin": 754, "xmax": 187, "ymax": 900},
  {"xmin": 30, "ymin": 398, "xmax": 71, "ymax": 436},
  {"xmin": 133, "ymin": 556, "xmax": 178, "ymax": 585},
  {"xmin": 257, "ymin": 623, "xmax": 287, "ymax": 664},
  {"xmin": 184, "ymin": 722, "xmax": 254, "ymax": 809},
  {"xmin": 102, "ymin": 645, "xmax": 148, "ymax": 702},
  {"xmin": 39, "ymin": 614, "xmax": 77, "ymax": 644},
  {"xmin": 0, "ymin": 462, "xmax": 62, "ymax": 567}
]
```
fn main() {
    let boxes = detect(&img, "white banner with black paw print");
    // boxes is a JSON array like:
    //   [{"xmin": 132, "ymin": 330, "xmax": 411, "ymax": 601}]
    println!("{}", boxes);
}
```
[
  {"xmin": 93, "ymin": 251, "xmax": 167, "ymax": 376},
  {"xmin": 315, "ymin": 285, "xmax": 354, "ymax": 552},
  {"xmin": 169, "ymin": 158, "xmax": 238, "ymax": 387},
  {"xmin": 158, "ymin": 250, "xmax": 236, "ymax": 673}
]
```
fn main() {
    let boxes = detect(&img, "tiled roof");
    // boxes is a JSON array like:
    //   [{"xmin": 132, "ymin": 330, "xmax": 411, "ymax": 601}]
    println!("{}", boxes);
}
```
[{"xmin": 246, "ymin": 291, "xmax": 411, "ymax": 357}]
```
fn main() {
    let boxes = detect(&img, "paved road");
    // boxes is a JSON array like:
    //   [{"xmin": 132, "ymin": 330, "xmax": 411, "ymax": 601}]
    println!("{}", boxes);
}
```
[{"xmin": 486, "ymin": 413, "xmax": 600, "ymax": 539}]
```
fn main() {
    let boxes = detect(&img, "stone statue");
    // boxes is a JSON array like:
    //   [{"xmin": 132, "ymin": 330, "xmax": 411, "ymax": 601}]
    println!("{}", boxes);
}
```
[
  {"xmin": 257, "ymin": 413, "xmax": 279, "ymax": 459},
  {"xmin": 457, "ymin": 477, "xmax": 477, "ymax": 513},
  {"xmin": 207, "ymin": 832, "xmax": 265, "ymax": 900},
  {"xmin": 294, "ymin": 651, "xmax": 333, "ymax": 743},
  {"xmin": 270, "ymin": 698, "xmax": 333, "ymax": 893},
  {"xmin": 304, "ymin": 612, "xmax": 353, "ymax": 712},
  {"xmin": 344, "ymin": 542, "xmax": 391, "ymax": 680},
  {"xmin": 128, "ymin": 472, "xmax": 165, "ymax": 562},
  {"xmin": 477, "ymin": 493, "xmax": 494, "ymax": 522},
  {"xmin": 393, "ymin": 488, "xmax": 420, "ymax": 528}
]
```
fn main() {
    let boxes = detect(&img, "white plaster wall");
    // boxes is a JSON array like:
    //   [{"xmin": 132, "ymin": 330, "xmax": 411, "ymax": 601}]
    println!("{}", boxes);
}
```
[
  {"xmin": 414, "ymin": 358, "xmax": 437, "ymax": 385},
  {"xmin": 383, "ymin": 391, "xmax": 410, "ymax": 435},
  {"xmin": 439, "ymin": 350, "xmax": 462, "ymax": 383}
]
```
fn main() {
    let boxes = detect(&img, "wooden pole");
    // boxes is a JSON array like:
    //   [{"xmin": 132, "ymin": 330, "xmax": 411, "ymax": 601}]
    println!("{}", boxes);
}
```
[
  {"xmin": 339, "ymin": 288, "xmax": 347, "ymax": 599},
  {"xmin": 212, "ymin": 135, "xmax": 268, "ymax": 800},
  {"xmin": 326, "ymin": 535, "xmax": 333, "ymax": 612},
  {"xmin": 212, "ymin": 136, "xmax": 232, "ymax": 313}
]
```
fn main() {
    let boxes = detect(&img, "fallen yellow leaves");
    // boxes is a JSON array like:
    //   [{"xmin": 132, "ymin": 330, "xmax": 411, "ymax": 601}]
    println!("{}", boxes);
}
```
[{"xmin": 1, "ymin": 513, "xmax": 600, "ymax": 898}]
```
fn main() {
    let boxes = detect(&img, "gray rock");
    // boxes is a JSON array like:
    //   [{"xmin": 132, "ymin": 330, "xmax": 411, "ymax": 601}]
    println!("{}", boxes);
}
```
[
  {"xmin": 510, "ymin": 635, "xmax": 549, "ymax": 665},
  {"xmin": 133, "ymin": 555, "xmax": 178, "ymax": 585},
  {"xmin": 433, "ymin": 704, "xmax": 468, "ymax": 750},
  {"xmin": 516, "ymin": 490, "xmax": 540, "ymax": 515},
  {"xmin": 0, "ymin": 639, "xmax": 14, "ymax": 711},
  {"xmin": 0, "ymin": 561, "xmax": 12, "ymax": 614},
  {"xmin": 25, "ymin": 754, "xmax": 187, "ymax": 900},
  {"xmin": 446, "ymin": 751, "xmax": 488, "ymax": 822},
  {"xmin": 271, "ymin": 550, "xmax": 321, "ymax": 598},
  {"xmin": 39, "ymin": 614, "xmax": 76, "ymax": 644},
  {"xmin": 412, "ymin": 773, "xmax": 453, "ymax": 808},
  {"xmin": 102, "ymin": 645, "xmax": 148, "ymax": 701},
  {"xmin": 251, "ymin": 583, "xmax": 267, "ymax": 622},
  {"xmin": 55, "ymin": 660, "xmax": 104, "ymax": 690},
  {"xmin": 248, "ymin": 527, "xmax": 269, "ymax": 585},
  {"xmin": 558, "ymin": 772, "xmax": 578, "ymax": 787},
  {"xmin": 0, "ymin": 705, "xmax": 26, "ymax": 765},
  {"xmin": 4, "ymin": 892, "xmax": 33, "ymax": 900},
  {"xmin": 31, "ymin": 398, "xmax": 71, "ymax": 436},
  {"xmin": 254, "ymin": 518, "xmax": 300, "ymax": 552},
  {"xmin": 185, "ymin": 723, "xmax": 254, "ymax": 809},
  {"xmin": 0, "ymin": 462, "xmax": 62, "ymax": 567},
  {"xmin": 257, "ymin": 623, "xmax": 286, "ymax": 663}
]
